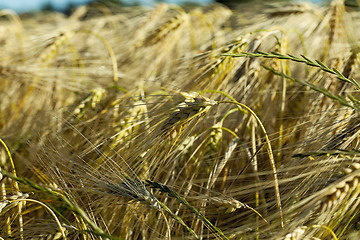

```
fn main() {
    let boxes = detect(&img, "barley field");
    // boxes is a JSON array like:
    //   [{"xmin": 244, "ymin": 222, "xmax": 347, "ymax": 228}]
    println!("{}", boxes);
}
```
[{"xmin": 0, "ymin": 0, "xmax": 360, "ymax": 239}]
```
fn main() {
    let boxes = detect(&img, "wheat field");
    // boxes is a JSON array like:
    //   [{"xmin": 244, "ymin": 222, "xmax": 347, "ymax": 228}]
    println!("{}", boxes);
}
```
[{"xmin": 0, "ymin": 0, "xmax": 360, "ymax": 239}]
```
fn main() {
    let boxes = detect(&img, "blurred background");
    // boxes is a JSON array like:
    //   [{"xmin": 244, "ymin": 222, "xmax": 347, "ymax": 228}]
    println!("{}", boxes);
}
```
[{"xmin": 0, "ymin": 0, "xmax": 327, "ymax": 14}]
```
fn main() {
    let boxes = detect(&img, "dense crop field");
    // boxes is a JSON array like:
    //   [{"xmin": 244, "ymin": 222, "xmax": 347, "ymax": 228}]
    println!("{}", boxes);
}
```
[{"xmin": 0, "ymin": 0, "xmax": 360, "ymax": 239}]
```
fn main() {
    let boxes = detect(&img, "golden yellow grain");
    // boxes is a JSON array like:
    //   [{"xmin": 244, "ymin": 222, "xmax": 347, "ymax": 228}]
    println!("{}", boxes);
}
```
[
  {"xmin": 160, "ymin": 92, "xmax": 216, "ymax": 136},
  {"xmin": 144, "ymin": 9, "xmax": 187, "ymax": 46}
]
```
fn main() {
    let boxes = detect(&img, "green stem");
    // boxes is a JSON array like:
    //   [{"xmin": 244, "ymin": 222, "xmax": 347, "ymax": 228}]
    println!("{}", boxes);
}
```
[
  {"xmin": 147, "ymin": 180, "xmax": 229, "ymax": 239},
  {"xmin": 222, "ymin": 51, "xmax": 360, "ymax": 90},
  {"xmin": 262, "ymin": 64, "xmax": 360, "ymax": 112}
]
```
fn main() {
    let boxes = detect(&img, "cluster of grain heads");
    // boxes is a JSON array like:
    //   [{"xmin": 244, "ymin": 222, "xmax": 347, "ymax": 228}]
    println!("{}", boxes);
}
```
[
  {"xmin": 1, "ymin": 0, "xmax": 360, "ymax": 239},
  {"xmin": 39, "ymin": 135, "xmax": 161, "ymax": 212},
  {"xmin": 0, "ymin": 167, "xmax": 122, "ymax": 240},
  {"xmin": 279, "ymin": 159, "xmax": 360, "ymax": 239},
  {"xmin": 200, "ymin": 122, "xmax": 224, "ymax": 178}
]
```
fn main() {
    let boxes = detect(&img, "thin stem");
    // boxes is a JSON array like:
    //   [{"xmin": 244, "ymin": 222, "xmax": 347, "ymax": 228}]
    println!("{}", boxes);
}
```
[
  {"xmin": 262, "ymin": 64, "xmax": 360, "ymax": 112},
  {"xmin": 147, "ymin": 180, "xmax": 228, "ymax": 239},
  {"xmin": 10, "ymin": 199, "xmax": 67, "ymax": 240},
  {"xmin": 312, "ymin": 225, "xmax": 338, "ymax": 240},
  {"xmin": 217, "ymin": 100, "xmax": 283, "ymax": 228},
  {"xmin": 202, "ymin": 90, "xmax": 283, "ymax": 228}
]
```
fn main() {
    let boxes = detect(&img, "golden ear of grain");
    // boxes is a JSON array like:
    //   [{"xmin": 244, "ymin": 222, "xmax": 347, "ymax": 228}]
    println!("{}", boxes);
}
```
[
  {"xmin": 5, "ymin": 1, "xmax": 360, "ymax": 238},
  {"xmin": 160, "ymin": 92, "xmax": 216, "ymax": 135},
  {"xmin": 108, "ymin": 99, "xmax": 148, "ymax": 149},
  {"xmin": 72, "ymin": 88, "xmax": 106, "ymax": 119},
  {"xmin": 206, "ymin": 122, "xmax": 223, "ymax": 153},
  {"xmin": 342, "ymin": 51, "xmax": 359, "ymax": 79},
  {"xmin": 321, "ymin": 163, "xmax": 360, "ymax": 210},
  {"xmin": 328, "ymin": 0, "xmax": 346, "ymax": 47},
  {"xmin": 143, "ymin": 10, "xmax": 187, "ymax": 46},
  {"xmin": 38, "ymin": 32, "xmax": 74, "ymax": 64},
  {"xmin": 284, "ymin": 226, "xmax": 308, "ymax": 240},
  {"xmin": 211, "ymin": 196, "xmax": 245, "ymax": 213}
]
